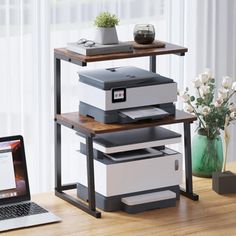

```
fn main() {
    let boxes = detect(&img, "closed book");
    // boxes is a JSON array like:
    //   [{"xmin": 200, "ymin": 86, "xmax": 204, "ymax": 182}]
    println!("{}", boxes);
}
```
[{"xmin": 67, "ymin": 41, "xmax": 133, "ymax": 56}]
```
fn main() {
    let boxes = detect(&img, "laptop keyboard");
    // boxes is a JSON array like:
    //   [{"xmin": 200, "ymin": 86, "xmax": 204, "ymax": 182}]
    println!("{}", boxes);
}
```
[{"xmin": 0, "ymin": 202, "xmax": 48, "ymax": 220}]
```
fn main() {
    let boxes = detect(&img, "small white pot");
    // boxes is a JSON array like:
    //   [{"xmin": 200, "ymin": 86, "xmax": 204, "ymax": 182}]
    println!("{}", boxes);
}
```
[{"xmin": 95, "ymin": 27, "xmax": 119, "ymax": 45}]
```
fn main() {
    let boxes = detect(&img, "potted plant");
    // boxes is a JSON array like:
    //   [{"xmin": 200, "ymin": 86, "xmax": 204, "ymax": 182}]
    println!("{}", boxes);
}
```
[
  {"xmin": 94, "ymin": 12, "xmax": 119, "ymax": 45},
  {"xmin": 179, "ymin": 69, "xmax": 236, "ymax": 179}
]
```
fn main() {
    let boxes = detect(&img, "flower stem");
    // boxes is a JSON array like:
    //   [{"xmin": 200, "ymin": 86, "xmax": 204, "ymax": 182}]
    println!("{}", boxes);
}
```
[
  {"xmin": 224, "ymin": 91, "xmax": 236, "ymax": 104},
  {"xmin": 187, "ymin": 101, "xmax": 207, "ymax": 129}
]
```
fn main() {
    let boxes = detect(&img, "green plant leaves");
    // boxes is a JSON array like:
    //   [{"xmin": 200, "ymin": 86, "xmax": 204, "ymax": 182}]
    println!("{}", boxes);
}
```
[{"xmin": 94, "ymin": 12, "xmax": 119, "ymax": 28}]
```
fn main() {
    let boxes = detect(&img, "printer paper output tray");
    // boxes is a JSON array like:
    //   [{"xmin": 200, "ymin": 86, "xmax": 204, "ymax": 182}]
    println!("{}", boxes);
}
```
[{"xmin": 119, "ymin": 106, "xmax": 169, "ymax": 121}]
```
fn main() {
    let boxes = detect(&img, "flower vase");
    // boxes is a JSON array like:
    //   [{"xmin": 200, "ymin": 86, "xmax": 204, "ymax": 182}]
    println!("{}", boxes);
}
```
[{"xmin": 192, "ymin": 132, "xmax": 223, "ymax": 178}]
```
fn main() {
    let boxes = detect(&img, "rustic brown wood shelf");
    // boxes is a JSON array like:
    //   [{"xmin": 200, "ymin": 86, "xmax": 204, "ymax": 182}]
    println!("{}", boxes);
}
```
[
  {"xmin": 54, "ymin": 41, "xmax": 198, "ymax": 219},
  {"xmin": 55, "ymin": 110, "xmax": 196, "ymax": 135},
  {"xmin": 54, "ymin": 42, "xmax": 187, "ymax": 64}
]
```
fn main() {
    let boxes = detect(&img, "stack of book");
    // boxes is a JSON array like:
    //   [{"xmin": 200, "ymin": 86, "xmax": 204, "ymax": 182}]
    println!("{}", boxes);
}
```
[{"xmin": 67, "ymin": 41, "xmax": 133, "ymax": 56}]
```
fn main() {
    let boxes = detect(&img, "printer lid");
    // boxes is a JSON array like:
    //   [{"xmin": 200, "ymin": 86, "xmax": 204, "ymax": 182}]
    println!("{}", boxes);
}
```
[{"xmin": 78, "ymin": 66, "xmax": 174, "ymax": 90}]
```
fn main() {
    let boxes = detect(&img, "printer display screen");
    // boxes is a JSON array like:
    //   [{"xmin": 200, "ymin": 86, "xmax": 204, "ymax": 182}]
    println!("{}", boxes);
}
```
[{"xmin": 112, "ymin": 88, "xmax": 126, "ymax": 103}]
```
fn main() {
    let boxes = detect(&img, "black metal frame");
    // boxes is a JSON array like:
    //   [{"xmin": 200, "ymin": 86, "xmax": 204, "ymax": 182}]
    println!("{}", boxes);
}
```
[
  {"xmin": 54, "ymin": 52, "xmax": 198, "ymax": 219},
  {"xmin": 54, "ymin": 54, "xmax": 101, "ymax": 218}
]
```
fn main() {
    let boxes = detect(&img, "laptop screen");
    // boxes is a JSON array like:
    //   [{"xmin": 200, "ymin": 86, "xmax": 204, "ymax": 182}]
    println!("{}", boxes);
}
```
[{"xmin": 0, "ymin": 135, "xmax": 30, "ymax": 204}]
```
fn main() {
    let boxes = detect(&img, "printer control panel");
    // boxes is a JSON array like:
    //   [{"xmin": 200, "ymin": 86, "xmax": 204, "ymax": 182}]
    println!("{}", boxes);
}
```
[{"xmin": 112, "ymin": 88, "xmax": 126, "ymax": 103}]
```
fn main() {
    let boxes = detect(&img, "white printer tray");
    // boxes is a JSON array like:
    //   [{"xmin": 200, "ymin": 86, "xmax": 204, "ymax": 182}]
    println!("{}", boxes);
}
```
[{"xmin": 78, "ymin": 126, "xmax": 181, "ymax": 154}]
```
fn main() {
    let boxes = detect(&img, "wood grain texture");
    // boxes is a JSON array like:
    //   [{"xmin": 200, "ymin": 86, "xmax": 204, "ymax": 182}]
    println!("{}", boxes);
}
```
[
  {"xmin": 55, "ymin": 110, "xmax": 197, "ymax": 134},
  {"xmin": 3, "ymin": 163, "xmax": 236, "ymax": 236},
  {"xmin": 54, "ymin": 42, "xmax": 187, "ymax": 63}
]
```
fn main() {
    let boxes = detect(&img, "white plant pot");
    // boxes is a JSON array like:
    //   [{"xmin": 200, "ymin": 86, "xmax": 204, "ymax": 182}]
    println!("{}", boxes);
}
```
[{"xmin": 95, "ymin": 27, "xmax": 119, "ymax": 45}]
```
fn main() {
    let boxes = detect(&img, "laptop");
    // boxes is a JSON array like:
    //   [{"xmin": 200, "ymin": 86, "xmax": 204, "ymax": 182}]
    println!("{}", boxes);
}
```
[{"xmin": 0, "ymin": 135, "xmax": 61, "ymax": 232}]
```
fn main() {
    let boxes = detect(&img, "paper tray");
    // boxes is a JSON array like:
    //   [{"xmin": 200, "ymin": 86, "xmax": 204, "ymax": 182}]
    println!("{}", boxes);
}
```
[{"xmin": 120, "ymin": 106, "xmax": 169, "ymax": 120}]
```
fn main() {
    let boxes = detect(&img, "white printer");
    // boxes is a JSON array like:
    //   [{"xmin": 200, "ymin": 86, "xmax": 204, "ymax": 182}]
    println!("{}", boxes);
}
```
[
  {"xmin": 77, "ymin": 127, "xmax": 183, "ymax": 213},
  {"xmin": 78, "ymin": 66, "xmax": 177, "ymax": 123}
]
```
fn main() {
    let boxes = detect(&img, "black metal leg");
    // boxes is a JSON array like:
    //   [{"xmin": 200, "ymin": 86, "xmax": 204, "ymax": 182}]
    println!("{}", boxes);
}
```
[
  {"xmin": 86, "ymin": 135, "xmax": 96, "ymax": 211},
  {"xmin": 55, "ymin": 123, "xmax": 62, "ymax": 189},
  {"xmin": 54, "ymin": 56, "xmax": 62, "ymax": 190},
  {"xmin": 184, "ymin": 122, "xmax": 193, "ymax": 193},
  {"xmin": 54, "ymin": 56, "xmax": 61, "ymax": 115},
  {"xmin": 150, "ymin": 55, "xmax": 156, "ymax": 73},
  {"xmin": 180, "ymin": 122, "xmax": 199, "ymax": 200}
]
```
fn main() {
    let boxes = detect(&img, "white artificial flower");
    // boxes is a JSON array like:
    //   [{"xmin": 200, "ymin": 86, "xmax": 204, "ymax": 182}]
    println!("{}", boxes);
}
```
[
  {"xmin": 230, "ymin": 111, "xmax": 236, "ymax": 119},
  {"xmin": 192, "ymin": 77, "xmax": 202, "ymax": 88},
  {"xmin": 218, "ymin": 87, "xmax": 229, "ymax": 100},
  {"xmin": 199, "ymin": 73, "xmax": 209, "ymax": 84},
  {"xmin": 199, "ymin": 71, "xmax": 211, "ymax": 84},
  {"xmin": 222, "ymin": 76, "xmax": 233, "ymax": 89},
  {"xmin": 232, "ymin": 81, "xmax": 236, "ymax": 91},
  {"xmin": 229, "ymin": 104, "xmax": 236, "ymax": 112},
  {"xmin": 199, "ymin": 85, "xmax": 210, "ymax": 96},
  {"xmin": 185, "ymin": 104, "xmax": 194, "ymax": 113},
  {"xmin": 204, "ymin": 68, "xmax": 212, "ymax": 79},
  {"xmin": 214, "ymin": 98, "xmax": 223, "ymax": 108},
  {"xmin": 202, "ymin": 106, "xmax": 211, "ymax": 116},
  {"xmin": 179, "ymin": 92, "xmax": 190, "ymax": 102}
]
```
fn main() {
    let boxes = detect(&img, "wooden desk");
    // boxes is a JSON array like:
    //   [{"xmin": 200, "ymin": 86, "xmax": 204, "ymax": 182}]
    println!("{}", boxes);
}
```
[{"xmin": 4, "ymin": 168, "xmax": 236, "ymax": 236}]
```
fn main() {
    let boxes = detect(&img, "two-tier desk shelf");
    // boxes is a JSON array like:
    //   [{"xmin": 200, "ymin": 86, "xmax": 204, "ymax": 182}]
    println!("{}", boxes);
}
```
[{"xmin": 54, "ymin": 42, "xmax": 199, "ymax": 218}]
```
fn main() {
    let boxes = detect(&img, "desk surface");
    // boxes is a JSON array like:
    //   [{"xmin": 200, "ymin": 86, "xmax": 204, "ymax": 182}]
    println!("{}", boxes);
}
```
[
  {"xmin": 54, "ymin": 41, "xmax": 187, "ymax": 63},
  {"xmin": 56, "ymin": 110, "xmax": 197, "ymax": 134},
  {"xmin": 3, "ymin": 164, "xmax": 236, "ymax": 236}
]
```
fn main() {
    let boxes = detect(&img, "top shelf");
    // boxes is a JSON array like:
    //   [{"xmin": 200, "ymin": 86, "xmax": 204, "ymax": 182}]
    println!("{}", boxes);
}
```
[{"xmin": 54, "ymin": 42, "xmax": 188, "ymax": 64}]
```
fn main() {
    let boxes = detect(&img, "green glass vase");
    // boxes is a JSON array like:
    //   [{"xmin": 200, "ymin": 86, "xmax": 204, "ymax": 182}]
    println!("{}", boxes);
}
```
[{"xmin": 192, "ymin": 132, "xmax": 223, "ymax": 178}]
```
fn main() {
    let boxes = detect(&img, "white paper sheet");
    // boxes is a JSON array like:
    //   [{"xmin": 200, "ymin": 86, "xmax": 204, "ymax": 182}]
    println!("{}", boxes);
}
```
[{"xmin": 120, "ymin": 106, "xmax": 169, "ymax": 120}]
